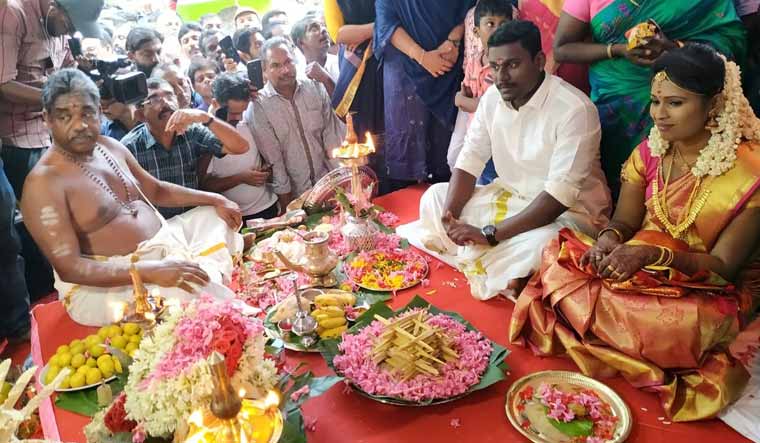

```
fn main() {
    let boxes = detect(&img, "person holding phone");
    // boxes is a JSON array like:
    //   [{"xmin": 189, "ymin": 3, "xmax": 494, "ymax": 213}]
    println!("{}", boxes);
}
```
[{"xmin": 201, "ymin": 73, "xmax": 278, "ymax": 222}]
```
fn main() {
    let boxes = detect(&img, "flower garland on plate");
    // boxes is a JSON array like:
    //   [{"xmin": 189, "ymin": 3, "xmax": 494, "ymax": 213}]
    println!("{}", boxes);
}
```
[
  {"xmin": 333, "ymin": 309, "xmax": 492, "ymax": 402},
  {"xmin": 84, "ymin": 295, "xmax": 278, "ymax": 441},
  {"xmin": 648, "ymin": 56, "xmax": 760, "ymax": 177}
]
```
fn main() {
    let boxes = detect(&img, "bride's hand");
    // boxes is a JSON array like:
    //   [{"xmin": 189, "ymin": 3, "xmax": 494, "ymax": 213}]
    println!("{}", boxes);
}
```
[
  {"xmin": 580, "ymin": 234, "xmax": 620, "ymax": 271},
  {"xmin": 596, "ymin": 244, "xmax": 658, "ymax": 282}
]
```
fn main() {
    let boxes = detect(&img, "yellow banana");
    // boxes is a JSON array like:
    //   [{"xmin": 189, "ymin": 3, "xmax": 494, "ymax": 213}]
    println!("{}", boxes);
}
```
[
  {"xmin": 318, "ymin": 317, "xmax": 347, "ymax": 329},
  {"xmin": 319, "ymin": 325, "xmax": 347, "ymax": 339}
]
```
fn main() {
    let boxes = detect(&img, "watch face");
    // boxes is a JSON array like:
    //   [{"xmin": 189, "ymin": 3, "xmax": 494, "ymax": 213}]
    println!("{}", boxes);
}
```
[{"xmin": 484, "ymin": 225, "xmax": 496, "ymax": 236}]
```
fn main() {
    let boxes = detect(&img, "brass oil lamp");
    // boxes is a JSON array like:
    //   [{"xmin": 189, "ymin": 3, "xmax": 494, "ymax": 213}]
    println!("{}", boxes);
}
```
[{"xmin": 183, "ymin": 352, "xmax": 283, "ymax": 443}]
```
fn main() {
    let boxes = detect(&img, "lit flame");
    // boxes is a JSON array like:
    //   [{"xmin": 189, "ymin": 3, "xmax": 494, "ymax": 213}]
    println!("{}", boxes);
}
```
[
  {"xmin": 188, "ymin": 409, "xmax": 204, "ymax": 427},
  {"xmin": 144, "ymin": 312, "xmax": 156, "ymax": 321},
  {"xmin": 239, "ymin": 388, "xmax": 247, "ymax": 398},
  {"xmin": 150, "ymin": 287, "xmax": 160, "ymax": 297},
  {"xmin": 365, "ymin": 132, "xmax": 376, "ymax": 153},
  {"xmin": 263, "ymin": 390, "xmax": 281, "ymax": 409}
]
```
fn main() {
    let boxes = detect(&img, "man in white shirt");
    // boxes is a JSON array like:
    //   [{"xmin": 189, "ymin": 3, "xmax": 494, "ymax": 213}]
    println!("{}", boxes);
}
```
[
  {"xmin": 202, "ymin": 73, "xmax": 278, "ymax": 222},
  {"xmin": 400, "ymin": 21, "xmax": 611, "ymax": 301}
]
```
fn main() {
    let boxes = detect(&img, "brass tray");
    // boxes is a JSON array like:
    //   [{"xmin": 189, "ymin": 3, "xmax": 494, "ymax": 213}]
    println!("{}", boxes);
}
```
[{"xmin": 505, "ymin": 371, "xmax": 632, "ymax": 443}]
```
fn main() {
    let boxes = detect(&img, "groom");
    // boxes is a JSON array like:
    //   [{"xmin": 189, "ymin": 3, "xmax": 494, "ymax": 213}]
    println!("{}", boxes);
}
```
[{"xmin": 401, "ymin": 21, "xmax": 611, "ymax": 300}]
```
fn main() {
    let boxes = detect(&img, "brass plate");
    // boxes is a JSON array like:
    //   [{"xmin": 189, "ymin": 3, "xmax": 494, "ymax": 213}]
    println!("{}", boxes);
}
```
[{"xmin": 505, "ymin": 371, "xmax": 632, "ymax": 443}]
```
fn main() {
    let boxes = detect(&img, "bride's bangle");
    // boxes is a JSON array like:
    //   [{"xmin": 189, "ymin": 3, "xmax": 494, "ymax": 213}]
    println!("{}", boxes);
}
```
[{"xmin": 597, "ymin": 227, "xmax": 623, "ymax": 242}]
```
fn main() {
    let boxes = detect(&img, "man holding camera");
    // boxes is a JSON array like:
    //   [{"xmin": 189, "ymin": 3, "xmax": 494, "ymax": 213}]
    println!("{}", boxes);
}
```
[
  {"xmin": 126, "ymin": 27, "xmax": 164, "ymax": 79},
  {"xmin": 0, "ymin": 0, "xmax": 104, "ymax": 343},
  {"xmin": 120, "ymin": 78, "xmax": 248, "ymax": 219},
  {"xmin": 247, "ymin": 37, "xmax": 345, "ymax": 212}
]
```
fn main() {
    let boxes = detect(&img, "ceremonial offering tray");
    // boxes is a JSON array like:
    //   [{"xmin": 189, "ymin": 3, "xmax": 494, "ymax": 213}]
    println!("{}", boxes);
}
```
[
  {"xmin": 506, "ymin": 371, "xmax": 632, "ymax": 443},
  {"xmin": 344, "ymin": 249, "xmax": 428, "ymax": 292},
  {"xmin": 264, "ymin": 289, "xmax": 378, "ymax": 352},
  {"xmin": 320, "ymin": 297, "xmax": 509, "ymax": 406},
  {"xmin": 40, "ymin": 322, "xmax": 141, "ymax": 392}
]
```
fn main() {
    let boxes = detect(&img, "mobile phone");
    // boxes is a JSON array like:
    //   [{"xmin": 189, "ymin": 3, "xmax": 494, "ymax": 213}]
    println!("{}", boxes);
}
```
[
  {"xmin": 247, "ymin": 59, "xmax": 264, "ymax": 90},
  {"xmin": 215, "ymin": 106, "xmax": 229, "ymax": 122},
  {"xmin": 69, "ymin": 37, "xmax": 82, "ymax": 57},
  {"xmin": 219, "ymin": 35, "xmax": 241, "ymax": 63}
]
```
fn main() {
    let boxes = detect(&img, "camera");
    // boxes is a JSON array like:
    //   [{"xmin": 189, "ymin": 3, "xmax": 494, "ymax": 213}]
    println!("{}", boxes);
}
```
[{"xmin": 70, "ymin": 38, "xmax": 148, "ymax": 105}]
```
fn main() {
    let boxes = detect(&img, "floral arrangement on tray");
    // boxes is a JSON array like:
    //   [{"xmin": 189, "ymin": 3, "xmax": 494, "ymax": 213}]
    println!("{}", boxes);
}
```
[
  {"xmin": 516, "ymin": 383, "xmax": 620, "ymax": 443},
  {"xmin": 319, "ymin": 296, "xmax": 509, "ymax": 405},
  {"xmin": 344, "ymin": 248, "xmax": 428, "ymax": 292},
  {"xmin": 81, "ymin": 295, "xmax": 340, "ymax": 443}
]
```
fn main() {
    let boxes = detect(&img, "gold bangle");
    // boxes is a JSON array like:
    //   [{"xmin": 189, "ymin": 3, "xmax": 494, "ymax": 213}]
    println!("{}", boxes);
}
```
[
  {"xmin": 607, "ymin": 44, "xmax": 614, "ymax": 59},
  {"xmin": 662, "ymin": 248, "xmax": 675, "ymax": 267},
  {"xmin": 651, "ymin": 246, "xmax": 666, "ymax": 266},
  {"xmin": 598, "ymin": 227, "xmax": 623, "ymax": 242}
]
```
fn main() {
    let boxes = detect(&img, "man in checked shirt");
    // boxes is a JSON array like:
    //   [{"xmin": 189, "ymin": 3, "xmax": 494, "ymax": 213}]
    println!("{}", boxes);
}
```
[
  {"xmin": 0, "ymin": 0, "xmax": 104, "ymax": 343},
  {"xmin": 247, "ymin": 37, "xmax": 345, "ymax": 213}
]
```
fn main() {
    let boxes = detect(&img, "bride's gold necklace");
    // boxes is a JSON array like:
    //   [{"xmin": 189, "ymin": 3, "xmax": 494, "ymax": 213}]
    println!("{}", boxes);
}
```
[{"xmin": 651, "ymin": 147, "xmax": 711, "ymax": 239}]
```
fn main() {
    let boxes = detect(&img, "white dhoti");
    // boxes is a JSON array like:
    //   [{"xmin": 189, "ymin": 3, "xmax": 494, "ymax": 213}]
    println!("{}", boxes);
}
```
[
  {"xmin": 57, "ymin": 206, "xmax": 244, "ymax": 326},
  {"xmin": 398, "ymin": 182, "xmax": 597, "ymax": 301}
]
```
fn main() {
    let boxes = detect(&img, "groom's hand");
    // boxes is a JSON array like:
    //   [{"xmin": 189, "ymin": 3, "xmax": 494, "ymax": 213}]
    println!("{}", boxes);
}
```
[{"xmin": 442, "ymin": 212, "xmax": 488, "ymax": 246}]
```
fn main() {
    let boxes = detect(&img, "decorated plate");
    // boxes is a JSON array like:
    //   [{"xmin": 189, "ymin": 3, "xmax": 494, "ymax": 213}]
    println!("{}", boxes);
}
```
[
  {"xmin": 263, "ymin": 289, "xmax": 372, "ymax": 353},
  {"xmin": 344, "ymin": 249, "xmax": 428, "ymax": 292},
  {"xmin": 319, "ymin": 296, "xmax": 509, "ymax": 407},
  {"xmin": 39, "ymin": 362, "xmax": 117, "ymax": 393},
  {"xmin": 505, "ymin": 371, "xmax": 632, "ymax": 443},
  {"xmin": 302, "ymin": 166, "xmax": 378, "ymax": 214}
]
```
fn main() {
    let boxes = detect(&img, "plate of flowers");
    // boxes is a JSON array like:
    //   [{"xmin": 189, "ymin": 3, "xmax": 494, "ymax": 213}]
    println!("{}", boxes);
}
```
[
  {"xmin": 344, "ymin": 249, "xmax": 428, "ymax": 292},
  {"xmin": 319, "ymin": 296, "xmax": 509, "ymax": 406},
  {"xmin": 506, "ymin": 371, "xmax": 632, "ymax": 443}
]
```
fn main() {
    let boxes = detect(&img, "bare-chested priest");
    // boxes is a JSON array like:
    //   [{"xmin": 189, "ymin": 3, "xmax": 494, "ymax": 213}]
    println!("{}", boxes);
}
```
[{"xmin": 20, "ymin": 69, "xmax": 249, "ymax": 326}]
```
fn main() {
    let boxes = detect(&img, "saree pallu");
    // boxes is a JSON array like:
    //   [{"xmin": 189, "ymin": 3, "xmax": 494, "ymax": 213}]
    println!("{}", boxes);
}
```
[
  {"xmin": 585, "ymin": 0, "xmax": 746, "ymax": 196},
  {"xmin": 510, "ymin": 141, "xmax": 760, "ymax": 421}
]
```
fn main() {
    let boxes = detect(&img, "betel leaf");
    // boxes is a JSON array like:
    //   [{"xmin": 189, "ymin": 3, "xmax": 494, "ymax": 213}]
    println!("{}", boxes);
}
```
[
  {"xmin": 54, "ymin": 376, "xmax": 126, "ymax": 417},
  {"xmin": 548, "ymin": 417, "xmax": 594, "ymax": 437},
  {"xmin": 318, "ymin": 296, "xmax": 510, "ymax": 406}
]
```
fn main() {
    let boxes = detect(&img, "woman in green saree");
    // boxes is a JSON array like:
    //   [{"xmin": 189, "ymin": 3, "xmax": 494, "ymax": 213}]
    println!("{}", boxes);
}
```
[{"xmin": 553, "ymin": 0, "xmax": 746, "ymax": 197}]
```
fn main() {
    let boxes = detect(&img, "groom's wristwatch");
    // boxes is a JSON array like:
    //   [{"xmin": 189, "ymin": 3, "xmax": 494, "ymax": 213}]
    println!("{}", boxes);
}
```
[{"xmin": 481, "ymin": 225, "xmax": 499, "ymax": 246}]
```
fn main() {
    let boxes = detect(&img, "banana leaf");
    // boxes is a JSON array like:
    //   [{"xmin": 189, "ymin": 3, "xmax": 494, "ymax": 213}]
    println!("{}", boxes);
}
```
[
  {"xmin": 318, "ymin": 296, "xmax": 510, "ymax": 406},
  {"xmin": 54, "ymin": 374, "xmax": 126, "ymax": 417}
]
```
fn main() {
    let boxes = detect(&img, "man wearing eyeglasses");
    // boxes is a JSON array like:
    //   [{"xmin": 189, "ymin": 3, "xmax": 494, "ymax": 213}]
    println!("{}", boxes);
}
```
[
  {"xmin": 0, "ymin": 0, "xmax": 103, "ymax": 344},
  {"xmin": 120, "ymin": 78, "xmax": 248, "ymax": 219}
]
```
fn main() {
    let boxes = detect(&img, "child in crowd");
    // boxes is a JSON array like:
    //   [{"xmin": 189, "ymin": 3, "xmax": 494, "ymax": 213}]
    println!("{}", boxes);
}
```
[{"xmin": 448, "ymin": 0, "xmax": 513, "ymax": 185}]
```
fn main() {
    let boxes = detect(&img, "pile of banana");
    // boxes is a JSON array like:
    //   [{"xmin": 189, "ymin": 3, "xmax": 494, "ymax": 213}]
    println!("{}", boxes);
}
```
[{"xmin": 310, "ymin": 291, "xmax": 356, "ymax": 339}]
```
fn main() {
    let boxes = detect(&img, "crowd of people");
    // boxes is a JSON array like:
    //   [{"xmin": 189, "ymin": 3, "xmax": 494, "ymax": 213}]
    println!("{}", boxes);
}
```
[{"xmin": 1, "ymin": 0, "xmax": 760, "ymax": 423}]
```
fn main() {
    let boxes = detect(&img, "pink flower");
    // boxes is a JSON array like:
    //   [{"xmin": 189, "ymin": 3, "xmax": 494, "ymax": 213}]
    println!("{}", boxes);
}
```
[
  {"xmin": 290, "ymin": 385, "xmax": 311, "ymax": 402},
  {"xmin": 378, "ymin": 211, "xmax": 400, "ymax": 227},
  {"xmin": 421, "ymin": 278, "xmax": 431, "ymax": 288},
  {"xmin": 586, "ymin": 438, "xmax": 605, "ymax": 443},
  {"xmin": 450, "ymin": 418, "xmax": 461, "ymax": 428},
  {"xmin": 132, "ymin": 425, "xmax": 147, "ymax": 443}
]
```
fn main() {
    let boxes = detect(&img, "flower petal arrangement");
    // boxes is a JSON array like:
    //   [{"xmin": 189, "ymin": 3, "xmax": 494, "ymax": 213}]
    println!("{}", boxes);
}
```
[
  {"xmin": 84, "ymin": 295, "xmax": 278, "ymax": 441},
  {"xmin": 319, "ymin": 296, "xmax": 509, "ymax": 406},
  {"xmin": 345, "ymin": 249, "xmax": 428, "ymax": 292}
]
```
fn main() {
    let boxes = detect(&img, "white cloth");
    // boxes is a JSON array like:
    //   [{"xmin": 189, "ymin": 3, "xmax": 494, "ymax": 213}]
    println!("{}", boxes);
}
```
[
  {"xmin": 324, "ymin": 53, "xmax": 340, "ymax": 84},
  {"xmin": 398, "ymin": 182, "xmax": 586, "ymax": 301},
  {"xmin": 455, "ymin": 75, "xmax": 611, "ymax": 232},
  {"xmin": 447, "ymin": 109, "xmax": 471, "ymax": 169},
  {"xmin": 56, "ymin": 206, "xmax": 243, "ymax": 326},
  {"xmin": 207, "ymin": 121, "xmax": 277, "ymax": 216},
  {"xmin": 400, "ymin": 75, "xmax": 611, "ymax": 301}
]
